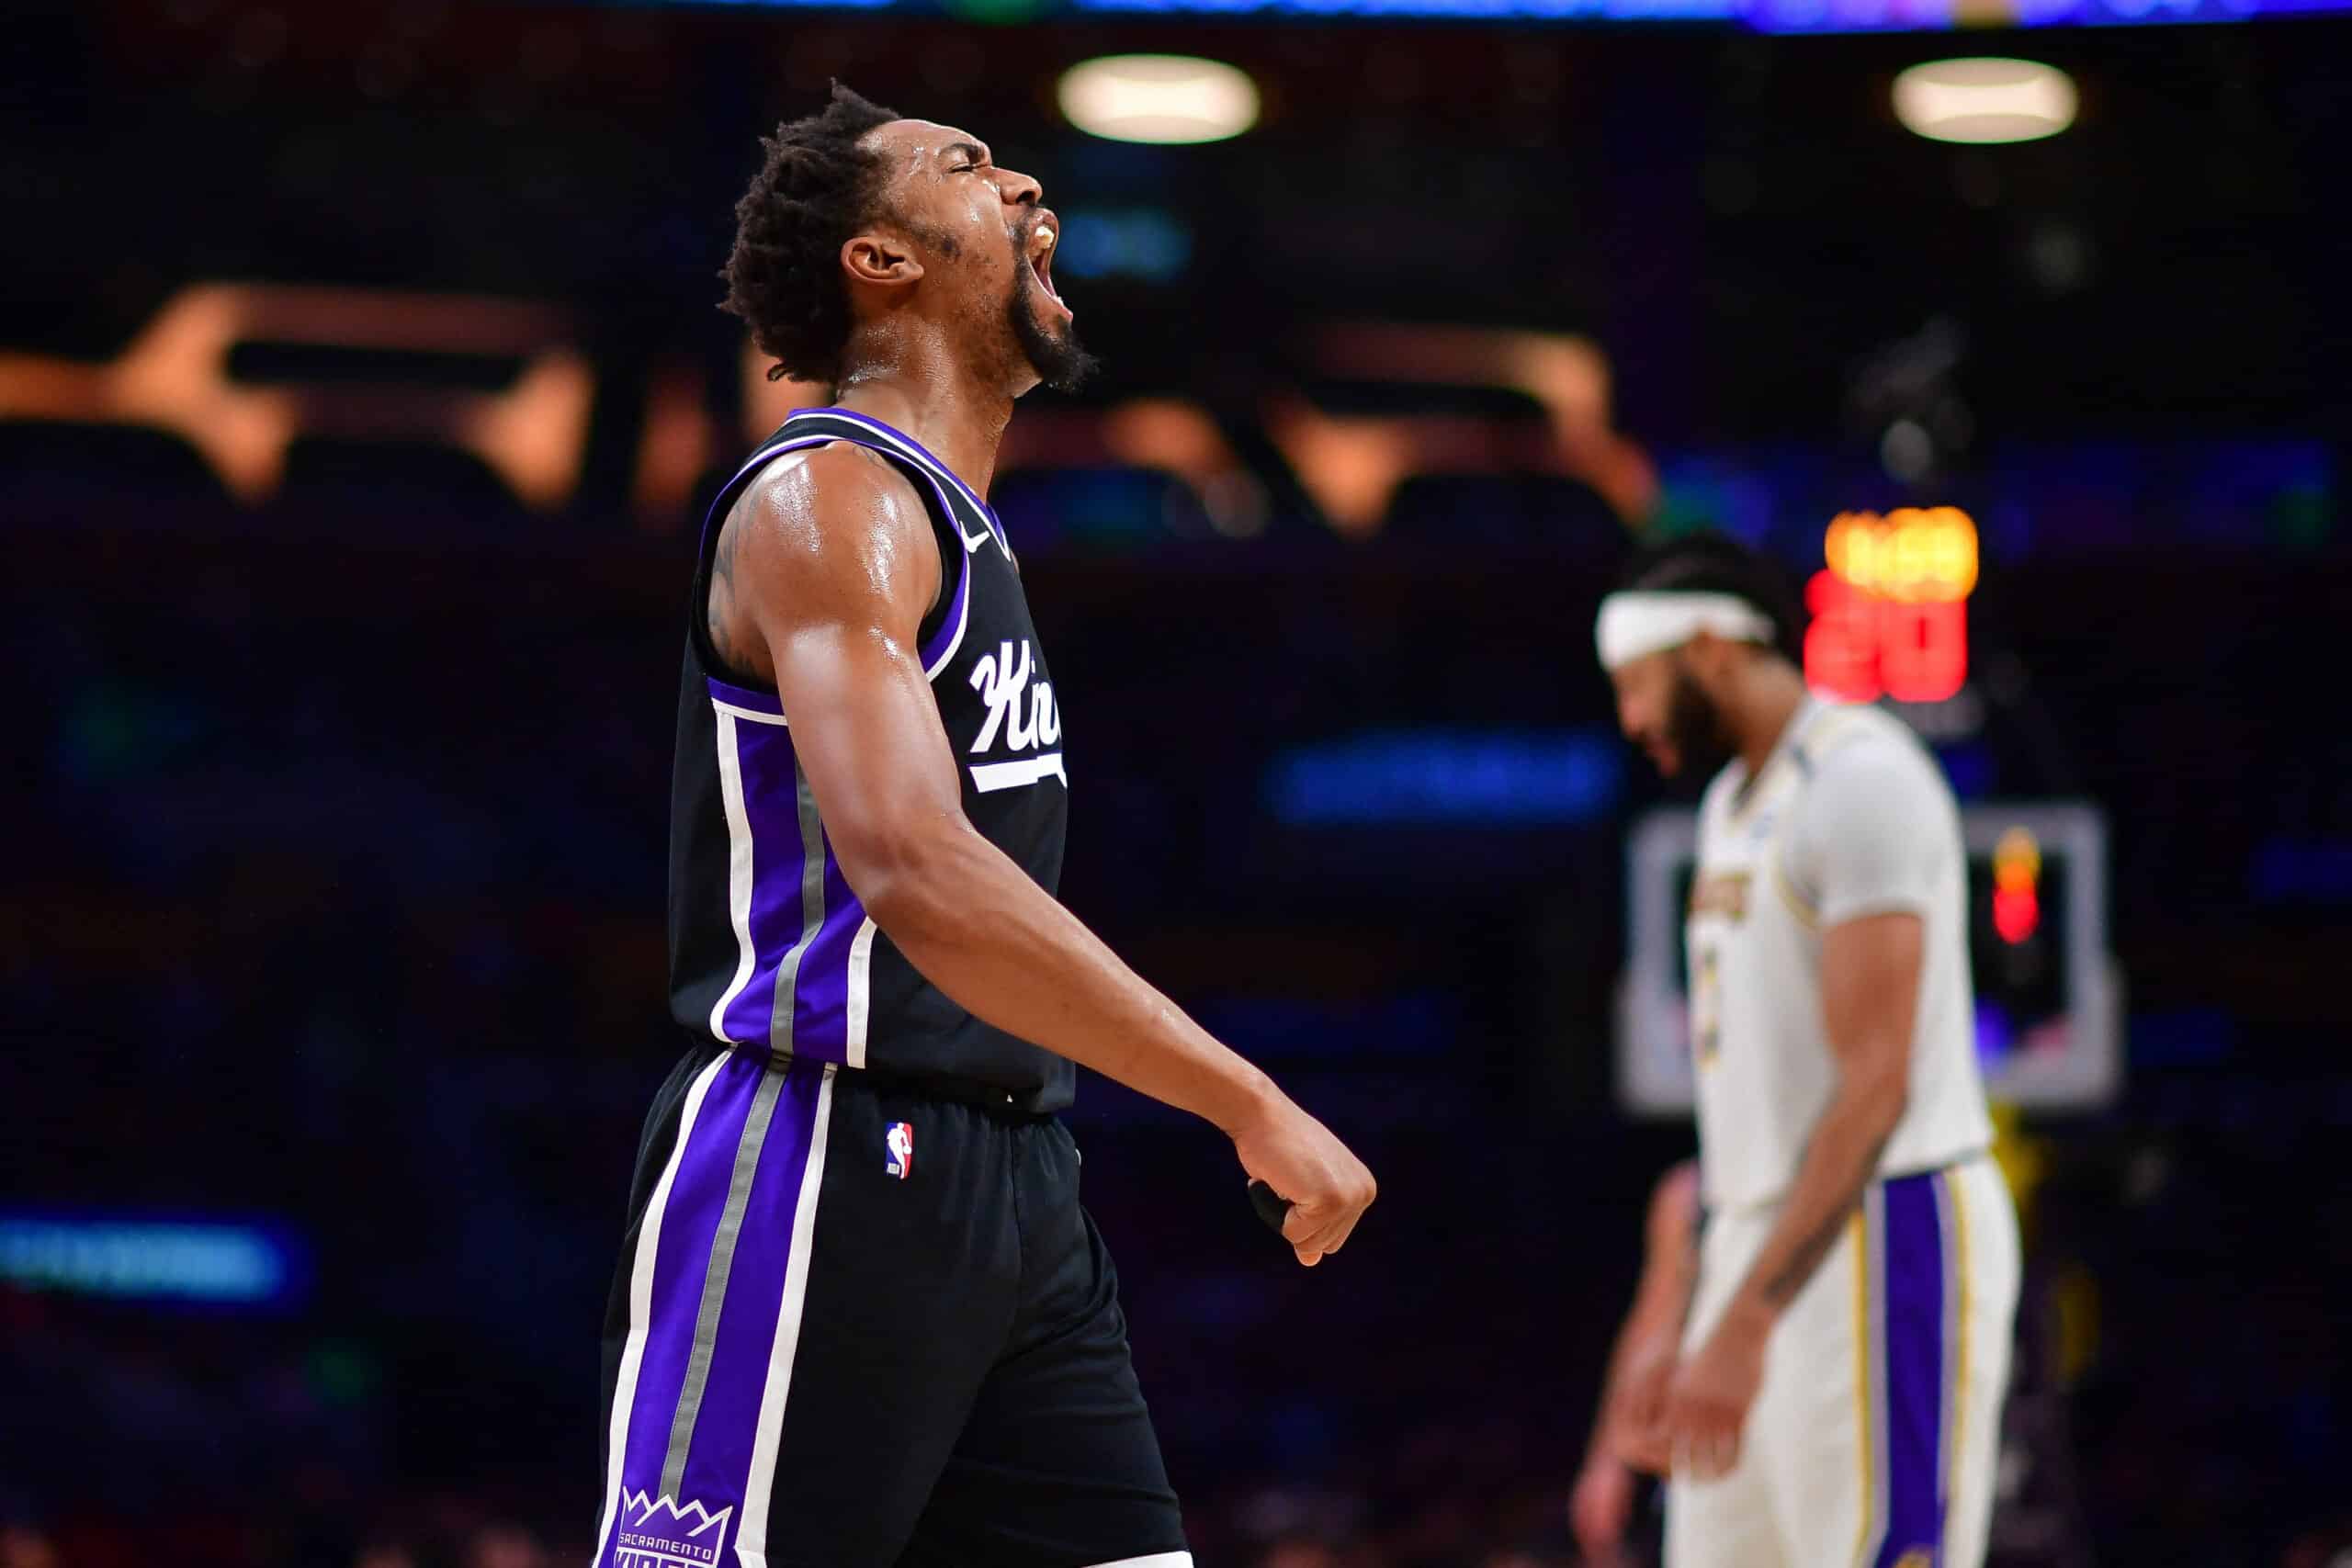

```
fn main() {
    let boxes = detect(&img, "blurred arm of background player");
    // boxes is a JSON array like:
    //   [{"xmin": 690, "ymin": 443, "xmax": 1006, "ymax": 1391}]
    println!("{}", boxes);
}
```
[
  {"xmin": 1657, "ymin": 741, "xmax": 1936, "ymax": 1475},
  {"xmin": 1570, "ymin": 1160, "xmax": 1700, "ymax": 1562},
  {"xmin": 709, "ymin": 446, "xmax": 1376, "ymax": 1265}
]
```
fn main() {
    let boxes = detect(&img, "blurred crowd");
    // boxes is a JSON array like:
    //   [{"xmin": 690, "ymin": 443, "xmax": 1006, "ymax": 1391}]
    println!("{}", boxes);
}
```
[{"xmin": 6, "ymin": 459, "xmax": 2352, "ymax": 1567}]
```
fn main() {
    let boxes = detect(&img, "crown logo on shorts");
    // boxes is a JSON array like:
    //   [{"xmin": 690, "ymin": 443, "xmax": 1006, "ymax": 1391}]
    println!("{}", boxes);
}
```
[
  {"xmin": 621, "ymin": 1491, "xmax": 733, "ymax": 1538},
  {"xmin": 615, "ymin": 1489, "xmax": 736, "ymax": 1568}
]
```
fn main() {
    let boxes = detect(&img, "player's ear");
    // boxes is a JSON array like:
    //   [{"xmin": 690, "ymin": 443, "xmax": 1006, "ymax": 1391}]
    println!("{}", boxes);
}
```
[
  {"xmin": 842, "ymin": 232, "xmax": 923, "ymax": 289},
  {"xmin": 1687, "ymin": 631, "xmax": 1740, "ymax": 684}
]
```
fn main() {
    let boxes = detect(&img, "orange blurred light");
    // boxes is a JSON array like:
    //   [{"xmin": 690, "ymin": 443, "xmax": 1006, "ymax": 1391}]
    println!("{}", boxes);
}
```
[
  {"xmin": 1994, "ymin": 826, "xmax": 2042, "ymax": 886},
  {"xmin": 0, "ymin": 283, "xmax": 592, "ymax": 508},
  {"xmin": 1991, "ymin": 827, "xmax": 2041, "ymax": 943},
  {"xmin": 1826, "ymin": 506, "xmax": 1979, "ymax": 603}
]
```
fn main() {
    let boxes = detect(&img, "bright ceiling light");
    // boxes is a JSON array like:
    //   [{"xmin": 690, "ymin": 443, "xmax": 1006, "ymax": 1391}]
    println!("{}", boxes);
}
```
[
  {"xmin": 1893, "ymin": 58, "xmax": 2077, "ymax": 145},
  {"xmin": 1057, "ymin": 55, "xmax": 1261, "ymax": 146}
]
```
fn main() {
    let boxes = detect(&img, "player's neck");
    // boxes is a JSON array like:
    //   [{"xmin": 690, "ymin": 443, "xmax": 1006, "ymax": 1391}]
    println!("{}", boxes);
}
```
[
  {"xmin": 831, "ymin": 337, "xmax": 1015, "ymax": 501},
  {"xmin": 1730, "ymin": 663, "xmax": 1812, "ymax": 779}
]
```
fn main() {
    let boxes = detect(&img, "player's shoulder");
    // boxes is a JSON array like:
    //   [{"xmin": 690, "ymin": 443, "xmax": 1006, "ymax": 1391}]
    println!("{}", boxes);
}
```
[
  {"xmin": 1802, "ymin": 702, "xmax": 1934, "ymax": 774},
  {"xmin": 718, "ymin": 439, "xmax": 943, "ymax": 622},
  {"xmin": 1799, "ymin": 703, "xmax": 1954, "ymax": 810},
  {"xmin": 724, "ymin": 439, "xmax": 938, "ymax": 575},
  {"xmin": 738, "ymin": 438, "xmax": 924, "ymax": 529}
]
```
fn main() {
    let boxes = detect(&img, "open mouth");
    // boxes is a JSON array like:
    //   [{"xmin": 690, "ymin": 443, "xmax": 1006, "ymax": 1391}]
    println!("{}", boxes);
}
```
[{"xmin": 1025, "ymin": 215, "xmax": 1070, "ymax": 317}]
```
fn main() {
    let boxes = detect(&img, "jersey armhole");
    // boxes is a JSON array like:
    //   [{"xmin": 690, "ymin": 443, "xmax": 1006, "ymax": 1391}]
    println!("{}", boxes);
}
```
[{"xmin": 685, "ymin": 436, "xmax": 967, "ymax": 691}]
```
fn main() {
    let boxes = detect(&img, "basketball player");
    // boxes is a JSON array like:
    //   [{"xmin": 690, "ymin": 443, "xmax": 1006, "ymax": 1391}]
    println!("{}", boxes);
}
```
[
  {"xmin": 594, "ymin": 86, "xmax": 1375, "ymax": 1568},
  {"xmin": 1589, "ymin": 534, "xmax": 2020, "ymax": 1568}
]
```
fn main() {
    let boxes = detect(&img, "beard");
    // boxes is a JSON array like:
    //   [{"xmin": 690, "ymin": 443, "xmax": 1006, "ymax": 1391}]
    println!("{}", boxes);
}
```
[
  {"xmin": 1007, "ymin": 231, "xmax": 1096, "ymax": 395},
  {"xmin": 1663, "ymin": 660, "xmax": 1738, "ymax": 782},
  {"xmin": 1008, "ymin": 275, "xmax": 1095, "ymax": 394}
]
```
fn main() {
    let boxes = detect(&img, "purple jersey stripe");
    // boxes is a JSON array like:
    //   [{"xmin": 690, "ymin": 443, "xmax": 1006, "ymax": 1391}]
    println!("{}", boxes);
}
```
[
  {"xmin": 786, "ymin": 404, "xmax": 1012, "ymax": 562},
  {"xmin": 788, "ymin": 405, "xmax": 989, "ymax": 512},
  {"xmin": 707, "ymin": 674, "xmax": 783, "ymax": 716},
  {"xmin": 786, "ymin": 851, "xmax": 868, "ymax": 1062},
  {"xmin": 919, "ymin": 531, "xmax": 974, "ymax": 677},
  {"xmin": 722, "ymin": 721, "xmax": 807, "ymax": 1047},
  {"xmin": 700, "ymin": 421, "xmax": 971, "ymax": 698},
  {"xmin": 614, "ymin": 1056, "xmax": 767, "ymax": 1503},
  {"xmin": 1873, "ymin": 1171, "xmax": 1951, "ymax": 1566},
  {"xmin": 673, "ymin": 1058, "xmax": 828, "ymax": 1519}
]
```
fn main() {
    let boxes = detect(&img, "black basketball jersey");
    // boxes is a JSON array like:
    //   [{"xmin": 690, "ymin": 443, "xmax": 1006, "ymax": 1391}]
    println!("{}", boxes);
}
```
[{"xmin": 666, "ymin": 407, "xmax": 1074, "ymax": 1112}]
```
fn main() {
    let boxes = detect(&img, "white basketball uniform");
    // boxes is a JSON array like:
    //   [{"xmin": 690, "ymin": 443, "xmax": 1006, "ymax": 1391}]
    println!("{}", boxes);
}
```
[{"xmin": 1666, "ymin": 698, "xmax": 2021, "ymax": 1568}]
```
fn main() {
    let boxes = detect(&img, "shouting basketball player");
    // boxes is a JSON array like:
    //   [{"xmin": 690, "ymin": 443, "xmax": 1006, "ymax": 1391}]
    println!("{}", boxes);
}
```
[
  {"xmin": 1590, "ymin": 533, "xmax": 2019, "ymax": 1568},
  {"xmin": 593, "ymin": 86, "xmax": 1375, "ymax": 1568}
]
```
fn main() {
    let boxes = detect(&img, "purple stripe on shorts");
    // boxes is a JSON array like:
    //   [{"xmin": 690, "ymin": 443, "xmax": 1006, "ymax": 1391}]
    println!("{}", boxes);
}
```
[
  {"xmin": 786, "ymin": 852, "xmax": 867, "ymax": 1063},
  {"xmin": 721, "ymin": 720, "xmax": 806, "ymax": 1048},
  {"xmin": 1873, "ymin": 1170, "xmax": 1951, "ymax": 1566},
  {"xmin": 674, "ymin": 1058, "xmax": 828, "ymax": 1517},
  {"xmin": 707, "ymin": 673, "xmax": 784, "ymax": 716},
  {"xmin": 614, "ymin": 1056, "xmax": 766, "ymax": 1508}
]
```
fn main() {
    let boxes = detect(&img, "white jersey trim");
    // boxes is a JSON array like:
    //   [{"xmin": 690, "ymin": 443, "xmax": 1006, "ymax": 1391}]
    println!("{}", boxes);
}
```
[
  {"xmin": 718, "ymin": 426, "xmax": 977, "ymax": 688},
  {"xmin": 710, "ymin": 698, "xmax": 788, "ymax": 728},
  {"xmin": 707, "ymin": 709, "xmax": 761, "ymax": 1044},
  {"xmin": 590, "ymin": 1051, "xmax": 732, "ymax": 1566},
  {"xmin": 970, "ymin": 753, "xmax": 1069, "ymax": 794},
  {"xmin": 842, "ymin": 918, "xmax": 878, "ymax": 1071},
  {"xmin": 733, "ymin": 1065, "xmax": 838, "ymax": 1568}
]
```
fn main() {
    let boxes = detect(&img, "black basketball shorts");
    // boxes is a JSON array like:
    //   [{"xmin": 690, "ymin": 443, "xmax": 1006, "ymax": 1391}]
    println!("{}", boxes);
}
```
[{"xmin": 593, "ymin": 1043, "xmax": 1191, "ymax": 1568}]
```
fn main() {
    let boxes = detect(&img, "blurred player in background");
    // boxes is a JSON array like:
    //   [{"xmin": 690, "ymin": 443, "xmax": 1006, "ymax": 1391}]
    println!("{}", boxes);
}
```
[
  {"xmin": 1570, "ymin": 1161, "xmax": 1697, "ymax": 1566},
  {"xmin": 1588, "ymin": 533, "xmax": 2020, "ymax": 1568}
]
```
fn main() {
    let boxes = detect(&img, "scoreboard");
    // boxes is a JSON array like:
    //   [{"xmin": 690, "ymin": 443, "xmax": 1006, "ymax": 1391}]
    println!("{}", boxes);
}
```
[
  {"xmin": 1804, "ymin": 506, "xmax": 1977, "ymax": 706},
  {"xmin": 1616, "ymin": 802, "xmax": 2121, "ymax": 1112}
]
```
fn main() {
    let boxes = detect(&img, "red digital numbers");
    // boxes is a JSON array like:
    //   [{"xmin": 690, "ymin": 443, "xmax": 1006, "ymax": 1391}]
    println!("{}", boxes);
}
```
[
  {"xmin": 1992, "ymin": 827, "xmax": 2042, "ymax": 945},
  {"xmin": 1804, "ymin": 508, "xmax": 1975, "ymax": 705}
]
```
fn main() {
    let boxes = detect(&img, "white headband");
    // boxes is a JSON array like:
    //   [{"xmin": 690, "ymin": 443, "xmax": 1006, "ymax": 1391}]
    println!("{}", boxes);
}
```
[{"xmin": 1594, "ymin": 591, "xmax": 1775, "ymax": 672}]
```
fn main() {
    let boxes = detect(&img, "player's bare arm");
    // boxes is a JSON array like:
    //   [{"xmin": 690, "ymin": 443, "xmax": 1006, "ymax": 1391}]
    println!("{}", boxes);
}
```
[
  {"xmin": 1658, "ymin": 908, "xmax": 1920, "ymax": 1476},
  {"xmin": 1573, "ymin": 1159, "xmax": 1701, "ymax": 1559},
  {"xmin": 717, "ymin": 443, "xmax": 1375, "ymax": 1265},
  {"xmin": 1599, "ymin": 1159, "xmax": 1702, "ymax": 1474}
]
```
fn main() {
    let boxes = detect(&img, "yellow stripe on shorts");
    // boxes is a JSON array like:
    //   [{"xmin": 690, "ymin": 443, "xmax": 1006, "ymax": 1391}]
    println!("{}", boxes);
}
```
[{"xmin": 1849, "ymin": 1204, "xmax": 1876, "ymax": 1568}]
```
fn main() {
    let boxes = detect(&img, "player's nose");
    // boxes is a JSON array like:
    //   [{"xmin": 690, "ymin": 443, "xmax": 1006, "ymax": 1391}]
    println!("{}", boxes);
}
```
[{"xmin": 994, "ymin": 165, "xmax": 1043, "ymax": 208}]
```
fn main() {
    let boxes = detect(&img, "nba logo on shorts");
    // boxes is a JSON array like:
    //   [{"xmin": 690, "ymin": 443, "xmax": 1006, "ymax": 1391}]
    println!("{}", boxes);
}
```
[{"xmin": 885, "ymin": 1122, "xmax": 914, "ymax": 1180}]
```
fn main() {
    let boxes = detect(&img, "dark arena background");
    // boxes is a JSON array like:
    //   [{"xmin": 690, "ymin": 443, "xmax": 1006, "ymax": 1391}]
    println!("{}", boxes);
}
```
[{"xmin": 4, "ymin": 1, "xmax": 2349, "ymax": 1564}]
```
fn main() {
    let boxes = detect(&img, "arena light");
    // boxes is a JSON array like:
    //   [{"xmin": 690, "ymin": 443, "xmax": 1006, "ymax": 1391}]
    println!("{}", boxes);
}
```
[
  {"xmin": 1057, "ymin": 55, "xmax": 1260, "ymax": 146},
  {"xmin": 1893, "ymin": 59, "xmax": 2076, "ymax": 146},
  {"xmin": 0, "ymin": 1213, "xmax": 310, "ymax": 1311},
  {"xmin": 1993, "ymin": 826, "xmax": 2043, "ymax": 945}
]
